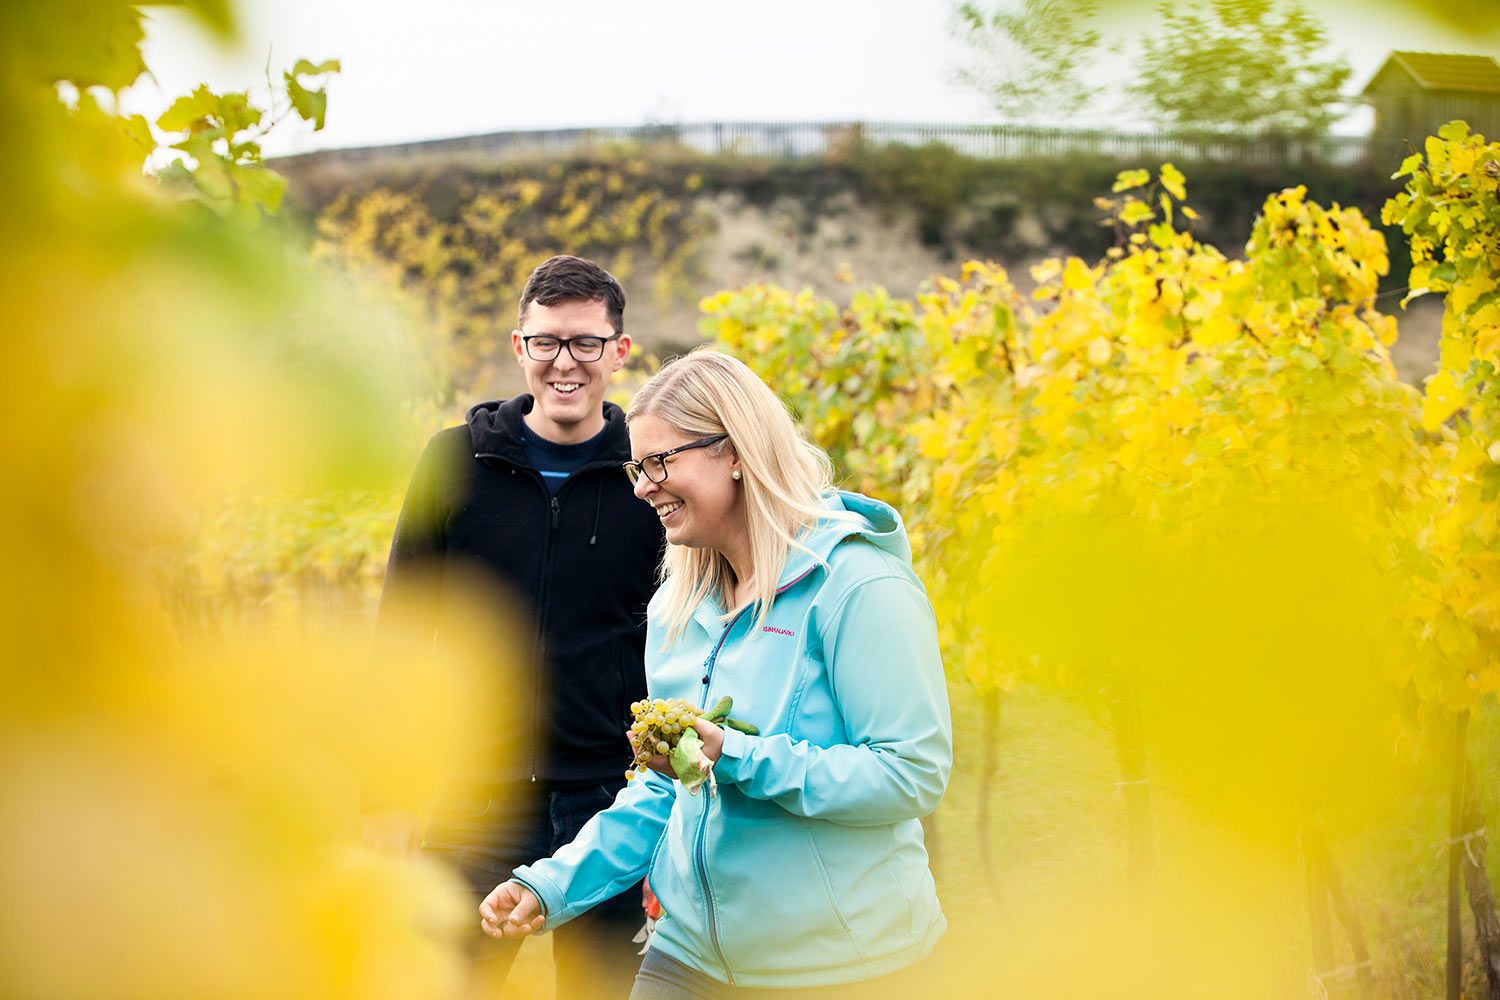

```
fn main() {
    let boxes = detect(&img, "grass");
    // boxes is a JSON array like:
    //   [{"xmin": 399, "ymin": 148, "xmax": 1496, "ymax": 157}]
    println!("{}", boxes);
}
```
[{"xmin": 936, "ymin": 682, "xmax": 1500, "ymax": 998}]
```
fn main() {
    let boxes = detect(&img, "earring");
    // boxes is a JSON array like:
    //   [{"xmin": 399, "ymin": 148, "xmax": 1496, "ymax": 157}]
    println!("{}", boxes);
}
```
[{"xmin": 732, "ymin": 470, "xmax": 742, "ymax": 481}]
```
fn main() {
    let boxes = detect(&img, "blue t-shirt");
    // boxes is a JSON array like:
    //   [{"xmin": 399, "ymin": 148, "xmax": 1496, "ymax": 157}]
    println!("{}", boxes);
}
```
[{"xmin": 521, "ymin": 421, "xmax": 608, "ymax": 495}]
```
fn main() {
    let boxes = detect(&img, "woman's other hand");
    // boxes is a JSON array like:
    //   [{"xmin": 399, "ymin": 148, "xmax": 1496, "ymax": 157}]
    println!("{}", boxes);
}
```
[{"xmin": 479, "ymin": 881, "xmax": 544, "ymax": 939}]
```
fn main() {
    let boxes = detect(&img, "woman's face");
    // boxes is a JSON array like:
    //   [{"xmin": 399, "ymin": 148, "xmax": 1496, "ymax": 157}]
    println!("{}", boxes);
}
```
[{"xmin": 629, "ymin": 413, "xmax": 746, "ymax": 558}]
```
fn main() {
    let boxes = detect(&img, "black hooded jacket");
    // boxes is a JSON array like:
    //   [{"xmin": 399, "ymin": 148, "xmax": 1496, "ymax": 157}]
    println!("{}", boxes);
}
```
[{"xmin": 379, "ymin": 396, "xmax": 663, "ymax": 785}]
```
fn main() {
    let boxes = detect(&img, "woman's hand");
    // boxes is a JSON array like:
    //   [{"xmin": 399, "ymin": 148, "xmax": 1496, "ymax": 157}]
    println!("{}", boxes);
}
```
[
  {"xmin": 691, "ymin": 717, "xmax": 724, "ymax": 764},
  {"xmin": 627, "ymin": 718, "xmax": 724, "ymax": 778},
  {"xmin": 479, "ymin": 881, "xmax": 544, "ymax": 939}
]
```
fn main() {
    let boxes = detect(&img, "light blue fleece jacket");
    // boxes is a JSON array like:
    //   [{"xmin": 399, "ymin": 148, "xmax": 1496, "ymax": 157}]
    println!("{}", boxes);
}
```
[{"xmin": 510, "ymin": 491, "xmax": 952, "ymax": 988}]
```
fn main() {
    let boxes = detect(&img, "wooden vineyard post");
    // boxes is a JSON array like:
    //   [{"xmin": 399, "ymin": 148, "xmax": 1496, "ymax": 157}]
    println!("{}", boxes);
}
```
[
  {"xmin": 1449, "ymin": 711, "xmax": 1470, "ymax": 1000},
  {"xmin": 1459, "ymin": 725, "xmax": 1500, "ymax": 1000},
  {"xmin": 1302, "ymin": 822, "xmax": 1373, "ymax": 999}
]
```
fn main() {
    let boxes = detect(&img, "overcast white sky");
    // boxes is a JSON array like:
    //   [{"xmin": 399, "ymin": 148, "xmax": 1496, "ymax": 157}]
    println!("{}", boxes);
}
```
[{"xmin": 121, "ymin": 0, "xmax": 1500, "ymax": 156}]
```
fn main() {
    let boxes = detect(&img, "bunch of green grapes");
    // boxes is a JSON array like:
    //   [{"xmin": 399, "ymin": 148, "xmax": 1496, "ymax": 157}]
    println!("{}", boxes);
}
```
[{"xmin": 626, "ymin": 697, "xmax": 701, "ymax": 781}]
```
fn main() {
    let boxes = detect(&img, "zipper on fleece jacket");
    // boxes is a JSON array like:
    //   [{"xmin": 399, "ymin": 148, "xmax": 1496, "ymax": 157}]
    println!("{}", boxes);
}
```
[
  {"xmin": 695, "ymin": 604, "xmax": 748, "ymax": 985},
  {"xmin": 691, "ymin": 564, "xmax": 817, "ymax": 985}
]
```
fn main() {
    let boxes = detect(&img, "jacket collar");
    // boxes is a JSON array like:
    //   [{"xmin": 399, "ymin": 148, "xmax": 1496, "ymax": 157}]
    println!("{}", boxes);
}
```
[{"xmin": 466, "ymin": 395, "xmax": 632, "ymax": 465}]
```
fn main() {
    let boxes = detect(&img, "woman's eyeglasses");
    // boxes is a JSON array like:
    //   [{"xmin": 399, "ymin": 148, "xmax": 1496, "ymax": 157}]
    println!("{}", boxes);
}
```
[{"xmin": 623, "ymin": 434, "xmax": 729, "ymax": 485}]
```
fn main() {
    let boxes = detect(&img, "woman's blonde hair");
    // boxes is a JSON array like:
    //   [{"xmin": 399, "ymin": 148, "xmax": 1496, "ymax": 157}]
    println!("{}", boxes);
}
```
[{"xmin": 628, "ymin": 348, "xmax": 850, "ymax": 645}]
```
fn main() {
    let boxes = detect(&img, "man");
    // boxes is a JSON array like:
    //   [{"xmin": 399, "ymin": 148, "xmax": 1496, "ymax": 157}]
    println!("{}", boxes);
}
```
[{"xmin": 377, "ymin": 255, "xmax": 663, "ymax": 996}]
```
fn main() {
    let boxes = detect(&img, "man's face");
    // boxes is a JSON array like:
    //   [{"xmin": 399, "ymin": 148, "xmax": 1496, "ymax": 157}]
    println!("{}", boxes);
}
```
[{"xmin": 512, "ymin": 298, "xmax": 630, "ymax": 444}]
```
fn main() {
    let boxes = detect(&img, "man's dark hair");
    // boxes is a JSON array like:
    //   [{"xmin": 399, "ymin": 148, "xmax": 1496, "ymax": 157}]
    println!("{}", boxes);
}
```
[{"xmin": 518, "ymin": 255, "xmax": 626, "ymax": 336}]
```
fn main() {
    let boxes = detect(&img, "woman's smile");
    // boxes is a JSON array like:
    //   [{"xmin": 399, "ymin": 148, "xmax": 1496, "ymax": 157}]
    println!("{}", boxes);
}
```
[{"xmin": 654, "ymin": 500, "xmax": 685, "ymax": 523}]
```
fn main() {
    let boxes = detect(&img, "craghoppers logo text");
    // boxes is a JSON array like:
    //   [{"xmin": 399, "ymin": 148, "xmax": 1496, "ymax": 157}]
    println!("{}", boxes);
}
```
[{"xmin": 762, "ymin": 626, "xmax": 796, "ymax": 636}]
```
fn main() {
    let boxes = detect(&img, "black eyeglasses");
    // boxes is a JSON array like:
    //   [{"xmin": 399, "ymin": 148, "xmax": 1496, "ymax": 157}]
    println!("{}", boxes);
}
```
[
  {"xmin": 520, "ymin": 333, "xmax": 621, "ymax": 363},
  {"xmin": 623, "ymin": 434, "xmax": 729, "ymax": 485}
]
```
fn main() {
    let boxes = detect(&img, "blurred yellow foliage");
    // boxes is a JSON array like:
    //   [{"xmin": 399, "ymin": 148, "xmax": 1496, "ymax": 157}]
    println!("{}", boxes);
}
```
[{"xmin": 2, "ymin": 3, "xmax": 516, "ymax": 998}]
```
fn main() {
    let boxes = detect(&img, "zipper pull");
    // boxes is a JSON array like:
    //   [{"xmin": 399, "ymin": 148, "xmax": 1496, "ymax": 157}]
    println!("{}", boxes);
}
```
[{"xmin": 550, "ymin": 496, "xmax": 560, "ymax": 530}]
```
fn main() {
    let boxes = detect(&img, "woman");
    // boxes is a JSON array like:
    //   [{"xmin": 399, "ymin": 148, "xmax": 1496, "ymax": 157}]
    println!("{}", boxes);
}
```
[{"xmin": 480, "ymin": 349, "xmax": 951, "ymax": 997}]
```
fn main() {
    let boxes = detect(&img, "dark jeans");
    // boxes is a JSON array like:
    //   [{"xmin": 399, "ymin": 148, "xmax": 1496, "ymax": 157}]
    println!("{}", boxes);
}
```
[
  {"xmin": 629, "ymin": 946, "xmax": 943, "ymax": 1000},
  {"xmin": 424, "ymin": 779, "xmax": 645, "ymax": 999}
]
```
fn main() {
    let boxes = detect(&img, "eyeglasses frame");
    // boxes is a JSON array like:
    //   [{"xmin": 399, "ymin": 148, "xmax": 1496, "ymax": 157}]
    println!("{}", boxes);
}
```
[
  {"xmin": 623, "ymin": 434, "xmax": 730, "ymax": 485},
  {"xmin": 518, "ymin": 331, "xmax": 623, "ymax": 363}
]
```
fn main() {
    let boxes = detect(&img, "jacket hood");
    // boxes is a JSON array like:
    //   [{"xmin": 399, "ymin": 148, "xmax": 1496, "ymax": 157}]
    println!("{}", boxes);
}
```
[
  {"xmin": 779, "ymin": 491, "xmax": 912, "ymax": 587},
  {"xmin": 465, "ymin": 395, "xmax": 632, "ymax": 464}
]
